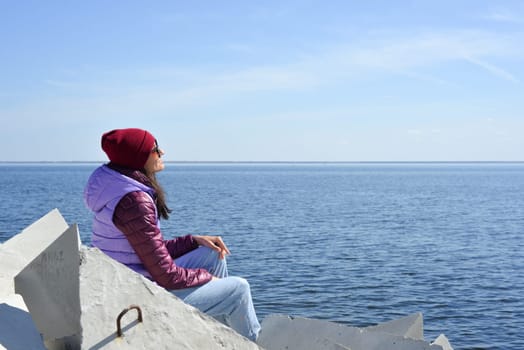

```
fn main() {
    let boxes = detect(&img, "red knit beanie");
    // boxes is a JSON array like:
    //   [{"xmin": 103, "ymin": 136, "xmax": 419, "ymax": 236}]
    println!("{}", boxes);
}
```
[{"xmin": 101, "ymin": 128, "xmax": 156, "ymax": 169}]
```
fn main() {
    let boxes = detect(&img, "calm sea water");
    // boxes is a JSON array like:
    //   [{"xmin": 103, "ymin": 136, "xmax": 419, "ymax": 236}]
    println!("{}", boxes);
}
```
[{"xmin": 1, "ymin": 162, "xmax": 523, "ymax": 349}]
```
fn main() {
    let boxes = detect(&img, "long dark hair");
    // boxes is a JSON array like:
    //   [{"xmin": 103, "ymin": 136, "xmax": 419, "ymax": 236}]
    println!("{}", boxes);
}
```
[
  {"xmin": 146, "ymin": 172, "xmax": 172, "ymax": 220},
  {"xmin": 107, "ymin": 162, "xmax": 172, "ymax": 220}
]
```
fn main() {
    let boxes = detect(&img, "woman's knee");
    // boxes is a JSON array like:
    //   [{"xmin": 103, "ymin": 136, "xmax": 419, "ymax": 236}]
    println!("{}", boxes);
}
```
[
  {"xmin": 197, "ymin": 245, "xmax": 218, "ymax": 257},
  {"xmin": 232, "ymin": 276, "xmax": 249, "ymax": 286},
  {"xmin": 226, "ymin": 277, "xmax": 251, "ymax": 297}
]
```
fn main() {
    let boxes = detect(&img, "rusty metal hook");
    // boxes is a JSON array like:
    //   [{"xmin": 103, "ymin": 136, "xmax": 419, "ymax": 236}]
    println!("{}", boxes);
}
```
[{"xmin": 116, "ymin": 305, "xmax": 143, "ymax": 337}]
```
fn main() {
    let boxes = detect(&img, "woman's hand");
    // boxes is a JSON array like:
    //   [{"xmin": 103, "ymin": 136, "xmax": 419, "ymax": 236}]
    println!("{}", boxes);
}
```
[{"xmin": 193, "ymin": 235, "xmax": 231, "ymax": 260}]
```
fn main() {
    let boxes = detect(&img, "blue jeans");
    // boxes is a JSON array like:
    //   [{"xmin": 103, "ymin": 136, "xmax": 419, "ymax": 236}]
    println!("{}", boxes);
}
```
[{"xmin": 173, "ymin": 246, "xmax": 261, "ymax": 341}]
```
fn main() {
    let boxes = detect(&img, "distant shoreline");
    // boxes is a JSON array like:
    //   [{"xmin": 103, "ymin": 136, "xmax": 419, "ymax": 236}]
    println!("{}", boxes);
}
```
[{"xmin": 1, "ymin": 160, "xmax": 524, "ymax": 164}]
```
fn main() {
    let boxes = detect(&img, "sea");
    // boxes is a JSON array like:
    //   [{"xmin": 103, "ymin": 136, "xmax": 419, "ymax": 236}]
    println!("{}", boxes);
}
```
[{"xmin": 1, "ymin": 162, "xmax": 523, "ymax": 349}]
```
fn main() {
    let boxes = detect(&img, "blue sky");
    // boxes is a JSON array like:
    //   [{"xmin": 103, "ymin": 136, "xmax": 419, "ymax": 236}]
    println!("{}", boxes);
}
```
[{"xmin": 1, "ymin": 1, "xmax": 523, "ymax": 161}]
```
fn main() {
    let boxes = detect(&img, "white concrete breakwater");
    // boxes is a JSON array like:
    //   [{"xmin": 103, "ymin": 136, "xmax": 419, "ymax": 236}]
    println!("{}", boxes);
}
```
[{"xmin": 0, "ymin": 209, "xmax": 453, "ymax": 350}]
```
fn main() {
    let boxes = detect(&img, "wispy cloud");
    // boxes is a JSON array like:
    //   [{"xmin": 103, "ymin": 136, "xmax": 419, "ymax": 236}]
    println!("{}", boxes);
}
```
[
  {"xmin": 329, "ymin": 29, "xmax": 521, "ymax": 74},
  {"xmin": 201, "ymin": 29, "xmax": 523, "ymax": 94},
  {"xmin": 463, "ymin": 56, "xmax": 520, "ymax": 83},
  {"xmin": 203, "ymin": 29, "xmax": 524, "ymax": 94},
  {"xmin": 26, "ymin": 28, "xmax": 522, "ymax": 121}
]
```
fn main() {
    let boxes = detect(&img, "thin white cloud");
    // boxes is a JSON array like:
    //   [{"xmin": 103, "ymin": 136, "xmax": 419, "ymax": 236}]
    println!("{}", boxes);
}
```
[
  {"xmin": 199, "ymin": 29, "xmax": 523, "ymax": 94},
  {"xmin": 330, "ymin": 29, "xmax": 521, "ymax": 72},
  {"xmin": 462, "ymin": 56, "xmax": 520, "ymax": 83},
  {"xmin": 22, "ymin": 28, "xmax": 522, "ymax": 122},
  {"xmin": 191, "ymin": 29, "xmax": 523, "ymax": 96}
]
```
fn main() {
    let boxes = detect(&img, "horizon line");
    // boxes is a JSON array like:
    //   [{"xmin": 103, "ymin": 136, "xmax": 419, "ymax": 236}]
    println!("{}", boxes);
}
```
[{"xmin": 1, "ymin": 160, "xmax": 524, "ymax": 164}]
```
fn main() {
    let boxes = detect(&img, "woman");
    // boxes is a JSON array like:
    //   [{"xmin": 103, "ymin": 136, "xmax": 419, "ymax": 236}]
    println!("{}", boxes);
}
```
[{"xmin": 84, "ymin": 128, "xmax": 261, "ymax": 341}]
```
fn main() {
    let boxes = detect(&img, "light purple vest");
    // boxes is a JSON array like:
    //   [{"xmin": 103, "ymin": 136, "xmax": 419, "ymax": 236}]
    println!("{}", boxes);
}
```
[{"xmin": 84, "ymin": 165, "xmax": 157, "ymax": 275}]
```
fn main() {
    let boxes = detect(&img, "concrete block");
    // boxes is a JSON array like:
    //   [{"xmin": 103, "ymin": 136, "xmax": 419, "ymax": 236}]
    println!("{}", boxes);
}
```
[
  {"xmin": 9, "ymin": 209, "xmax": 262, "ymax": 349},
  {"xmin": 0, "ymin": 208, "xmax": 70, "ymax": 349},
  {"xmin": 0, "ymin": 208, "xmax": 69, "ymax": 297},
  {"xmin": 0, "ymin": 294, "xmax": 45, "ymax": 350},
  {"xmin": 364, "ymin": 312, "xmax": 424, "ymax": 340},
  {"xmin": 2, "ymin": 209, "xmax": 454, "ymax": 350},
  {"xmin": 431, "ymin": 334, "xmax": 453, "ymax": 350},
  {"xmin": 14, "ymin": 224, "xmax": 81, "ymax": 345},
  {"xmin": 258, "ymin": 314, "xmax": 444, "ymax": 350},
  {"xmin": 77, "ymin": 246, "xmax": 262, "ymax": 350},
  {"xmin": 307, "ymin": 338, "xmax": 352, "ymax": 350}
]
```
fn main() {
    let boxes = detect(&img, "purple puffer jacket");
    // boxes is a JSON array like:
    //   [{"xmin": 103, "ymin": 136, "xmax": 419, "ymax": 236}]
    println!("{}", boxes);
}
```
[{"xmin": 84, "ymin": 164, "xmax": 213, "ymax": 289}]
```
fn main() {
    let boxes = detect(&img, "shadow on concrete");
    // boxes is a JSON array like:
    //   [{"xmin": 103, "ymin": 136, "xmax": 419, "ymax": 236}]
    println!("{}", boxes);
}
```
[
  {"xmin": 0, "ymin": 303, "xmax": 44, "ymax": 350},
  {"xmin": 88, "ymin": 319, "xmax": 142, "ymax": 350}
]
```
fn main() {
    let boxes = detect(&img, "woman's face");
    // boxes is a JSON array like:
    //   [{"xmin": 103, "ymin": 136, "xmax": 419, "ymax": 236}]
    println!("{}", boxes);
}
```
[{"xmin": 144, "ymin": 142, "xmax": 165, "ymax": 174}]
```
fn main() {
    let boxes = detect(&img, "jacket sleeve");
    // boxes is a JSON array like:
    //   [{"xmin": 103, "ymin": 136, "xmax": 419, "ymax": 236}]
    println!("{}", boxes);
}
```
[
  {"xmin": 113, "ymin": 191, "xmax": 213, "ymax": 289},
  {"xmin": 164, "ymin": 235, "xmax": 199, "ymax": 259}
]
